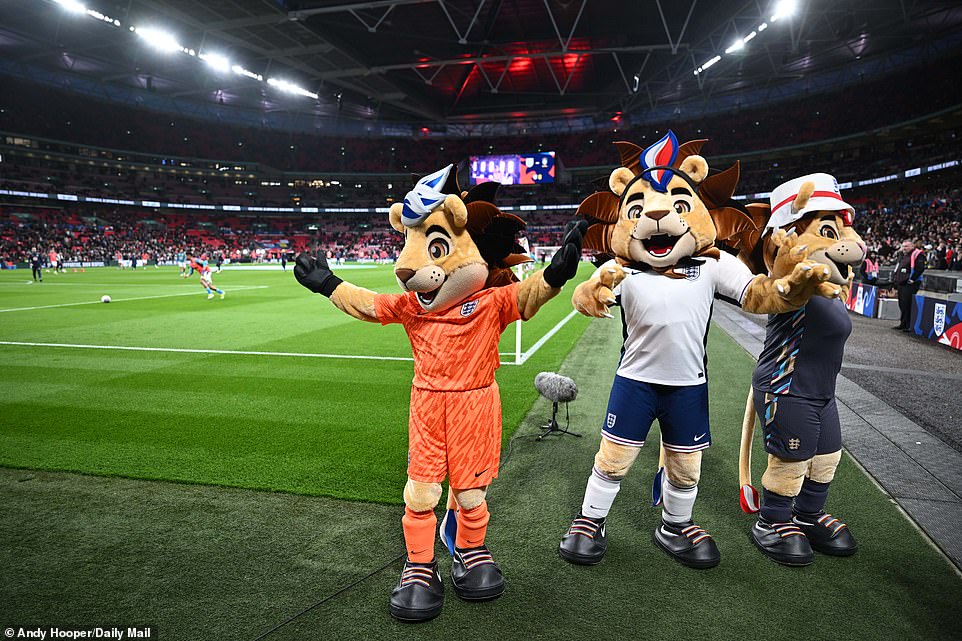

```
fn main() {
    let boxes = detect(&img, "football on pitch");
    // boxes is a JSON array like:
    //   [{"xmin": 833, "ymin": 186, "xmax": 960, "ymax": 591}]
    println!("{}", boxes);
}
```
[{"xmin": 101, "ymin": 295, "xmax": 111, "ymax": 303}]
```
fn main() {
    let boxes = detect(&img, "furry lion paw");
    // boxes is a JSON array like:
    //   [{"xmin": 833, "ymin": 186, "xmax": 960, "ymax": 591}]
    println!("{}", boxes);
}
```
[
  {"xmin": 771, "ymin": 230, "xmax": 813, "ymax": 261},
  {"xmin": 774, "ymin": 259, "xmax": 832, "ymax": 300},
  {"xmin": 599, "ymin": 264, "xmax": 627, "ymax": 290},
  {"xmin": 771, "ymin": 229, "xmax": 798, "ymax": 249},
  {"xmin": 816, "ymin": 281, "xmax": 844, "ymax": 299},
  {"xmin": 572, "ymin": 266, "xmax": 625, "ymax": 318}
]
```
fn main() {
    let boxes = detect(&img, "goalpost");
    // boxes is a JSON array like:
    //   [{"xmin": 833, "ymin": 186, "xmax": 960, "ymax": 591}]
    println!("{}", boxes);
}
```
[{"xmin": 510, "ymin": 244, "xmax": 563, "ymax": 365}]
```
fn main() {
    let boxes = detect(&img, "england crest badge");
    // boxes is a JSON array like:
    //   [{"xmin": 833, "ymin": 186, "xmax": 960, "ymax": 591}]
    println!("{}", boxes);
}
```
[
  {"xmin": 678, "ymin": 264, "xmax": 701, "ymax": 281},
  {"xmin": 461, "ymin": 300, "xmax": 479, "ymax": 317},
  {"xmin": 934, "ymin": 303, "xmax": 946, "ymax": 336}
]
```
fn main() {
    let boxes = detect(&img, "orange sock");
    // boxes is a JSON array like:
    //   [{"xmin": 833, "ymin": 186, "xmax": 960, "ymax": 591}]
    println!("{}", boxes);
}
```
[
  {"xmin": 455, "ymin": 501, "xmax": 490, "ymax": 549},
  {"xmin": 402, "ymin": 507, "xmax": 436, "ymax": 563}
]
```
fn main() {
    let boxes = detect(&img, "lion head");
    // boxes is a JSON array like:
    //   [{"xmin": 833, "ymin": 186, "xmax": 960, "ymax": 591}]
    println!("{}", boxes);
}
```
[
  {"xmin": 387, "ymin": 165, "xmax": 530, "ymax": 312},
  {"xmin": 734, "ymin": 174, "xmax": 866, "ymax": 292},
  {"xmin": 578, "ymin": 132, "xmax": 756, "ymax": 273}
]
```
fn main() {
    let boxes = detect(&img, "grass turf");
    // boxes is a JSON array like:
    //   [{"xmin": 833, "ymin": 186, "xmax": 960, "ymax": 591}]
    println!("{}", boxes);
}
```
[
  {"xmin": 2, "ymin": 310, "xmax": 960, "ymax": 641},
  {"xmin": 0, "ymin": 265, "xmax": 590, "ymax": 503}
]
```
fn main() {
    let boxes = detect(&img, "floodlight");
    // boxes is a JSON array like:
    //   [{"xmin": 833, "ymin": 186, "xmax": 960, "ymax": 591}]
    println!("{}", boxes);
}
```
[
  {"xmin": 200, "ymin": 52, "xmax": 230, "ymax": 72},
  {"xmin": 267, "ymin": 77, "xmax": 318, "ymax": 99},
  {"xmin": 725, "ymin": 38, "xmax": 745, "ymax": 54},
  {"xmin": 770, "ymin": 0, "xmax": 797, "ymax": 22},
  {"xmin": 232, "ymin": 65, "xmax": 263, "ymax": 81},
  {"xmin": 693, "ymin": 55, "xmax": 721, "ymax": 76},
  {"xmin": 54, "ymin": 0, "xmax": 86, "ymax": 14},
  {"xmin": 135, "ymin": 27, "xmax": 183, "ymax": 53}
]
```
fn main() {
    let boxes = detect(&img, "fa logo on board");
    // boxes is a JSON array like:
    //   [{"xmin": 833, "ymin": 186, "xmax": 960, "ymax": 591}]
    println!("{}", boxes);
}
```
[
  {"xmin": 461, "ymin": 300, "xmax": 479, "ymax": 317},
  {"xmin": 934, "ymin": 303, "xmax": 946, "ymax": 336}
]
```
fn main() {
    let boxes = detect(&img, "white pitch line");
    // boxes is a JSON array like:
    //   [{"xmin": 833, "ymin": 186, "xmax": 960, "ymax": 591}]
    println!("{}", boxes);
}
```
[
  {"xmin": 0, "ymin": 282, "xmax": 185, "ymax": 287},
  {"xmin": 0, "ymin": 341, "xmax": 415, "ymax": 362},
  {"xmin": 519, "ymin": 309, "xmax": 581, "ymax": 365},
  {"xmin": 0, "ymin": 307, "xmax": 582, "ymax": 366},
  {"xmin": 0, "ymin": 285, "xmax": 268, "ymax": 313}
]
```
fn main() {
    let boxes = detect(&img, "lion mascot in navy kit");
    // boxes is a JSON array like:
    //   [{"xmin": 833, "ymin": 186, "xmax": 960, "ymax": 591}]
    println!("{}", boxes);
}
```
[
  {"xmin": 557, "ymin": 132, "xmax": 838, "ymax": 569},
  {"xmin": 734, "ymin": 173, "xmax": 866, "ymax": 566},
  {"xmin": 294, "ymin": 164, "xmax": 587, "ymax": 621}
]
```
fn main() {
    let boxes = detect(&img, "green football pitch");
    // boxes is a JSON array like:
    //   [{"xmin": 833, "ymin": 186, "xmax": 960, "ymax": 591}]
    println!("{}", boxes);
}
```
[
  {"xmin": 1, "ymin": 265, "xmax": 960, "ymax": 641},
  {"xmin": 0, "ymin": 265, "xmax": 591, "ymax": 502}
]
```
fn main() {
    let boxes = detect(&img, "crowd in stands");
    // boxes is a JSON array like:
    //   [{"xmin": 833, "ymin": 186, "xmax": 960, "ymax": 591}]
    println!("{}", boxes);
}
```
[
  {"xmin": 854, "ymin": 180, "xmax": 962, "ymax": 273},
  {"xmin": 5, "ymin": 172, "xmax": 961, "ymax": 276},
  {"xmin": 3, "ymin": 54, "xmax": 961, "ymax": 174},
  {"xmin": 0, "ymin": 205, "xmax": 572, "ymax": 268}
]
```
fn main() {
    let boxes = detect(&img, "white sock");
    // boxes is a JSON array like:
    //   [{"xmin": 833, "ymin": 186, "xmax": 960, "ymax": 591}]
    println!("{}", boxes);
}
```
[
  {"xmin": 662, "ymin": 477, "xmax": 698, "ymax": 525},
  {"xmin": 582, "ymin": 468, "xmax": 621, "ymax": 519}
]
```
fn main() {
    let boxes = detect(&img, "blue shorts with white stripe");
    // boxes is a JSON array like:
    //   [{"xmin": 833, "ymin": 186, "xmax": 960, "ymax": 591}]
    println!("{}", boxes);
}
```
[{"xmin": 600, "ymin": 375, "xmax": 710, "ymax": 452}]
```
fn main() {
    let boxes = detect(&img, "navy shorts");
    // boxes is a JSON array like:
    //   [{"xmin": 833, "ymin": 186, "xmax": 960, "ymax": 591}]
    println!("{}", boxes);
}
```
[
  {"xmin": 601, "ymin": 375, "xmax": 710, "ymax": 452},
  {"xmin": 753, "ymin": 389, "xmax": 841, "ymax": 460}
]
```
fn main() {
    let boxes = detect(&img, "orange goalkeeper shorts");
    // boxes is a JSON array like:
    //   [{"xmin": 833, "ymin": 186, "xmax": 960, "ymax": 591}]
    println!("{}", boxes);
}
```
[{"xmin": 407, "ymin": 382, "xmax": 502, "ymax": 490}]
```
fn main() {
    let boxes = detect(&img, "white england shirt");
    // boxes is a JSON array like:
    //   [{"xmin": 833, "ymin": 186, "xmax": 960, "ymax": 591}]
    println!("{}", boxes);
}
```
[{"xmin": 610, "ymin": 251, "xmax": 757, "ymax": 386}]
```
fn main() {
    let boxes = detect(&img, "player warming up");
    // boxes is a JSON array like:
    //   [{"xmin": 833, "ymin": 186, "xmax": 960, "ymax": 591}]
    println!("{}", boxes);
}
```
[
  {"xmin": 294, "ymin": 164, "xmax": 586, "ymax": 622},
  {"xmin": 186, "ymin": 253, "xmax": 225, "ymax": 300}
]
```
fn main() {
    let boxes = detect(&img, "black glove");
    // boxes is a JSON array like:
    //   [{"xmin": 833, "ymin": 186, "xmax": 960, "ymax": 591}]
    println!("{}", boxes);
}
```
[
  {"xmin": 293, "ymin": 252, "xmax": 343, "ymax": 297},
  {"xmin": 543, "ymin": 219, "xmax": 589, "ymax": 288}
]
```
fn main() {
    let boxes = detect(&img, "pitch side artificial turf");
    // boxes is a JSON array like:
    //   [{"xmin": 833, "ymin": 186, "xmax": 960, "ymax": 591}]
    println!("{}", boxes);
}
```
[{"xmin": 2, "ymin": 266, "xmax": 961, "ymax": 641}]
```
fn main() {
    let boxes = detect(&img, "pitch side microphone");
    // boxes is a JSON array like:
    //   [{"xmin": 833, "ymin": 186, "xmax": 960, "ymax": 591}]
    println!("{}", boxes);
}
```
[
  {"xmin": 534, "ymin": 371, "xmax": 578, "ymax": 403},
  {"xmin": 534, "ymin": 372, "xmax": 579, "ymax": 440}
]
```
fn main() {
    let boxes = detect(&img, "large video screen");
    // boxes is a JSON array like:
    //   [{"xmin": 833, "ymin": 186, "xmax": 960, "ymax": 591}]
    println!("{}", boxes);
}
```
[{"xmin": 469, "ymin": 151, "xmax": 556, "ymax": 185}]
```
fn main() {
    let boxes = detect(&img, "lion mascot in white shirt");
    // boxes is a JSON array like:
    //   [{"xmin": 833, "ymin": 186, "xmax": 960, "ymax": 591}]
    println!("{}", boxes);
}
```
[{"xmin": 558, "ymin": 132, "xmax": 836, "ymax": 569}]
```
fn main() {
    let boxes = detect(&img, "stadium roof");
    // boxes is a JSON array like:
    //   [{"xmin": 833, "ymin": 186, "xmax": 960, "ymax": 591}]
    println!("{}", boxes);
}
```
[{"xmin": 2, "ymin": 0, "xmax": 962, "ymax": 129}]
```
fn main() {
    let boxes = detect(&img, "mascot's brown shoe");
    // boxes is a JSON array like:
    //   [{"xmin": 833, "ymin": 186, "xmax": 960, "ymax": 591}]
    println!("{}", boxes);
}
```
[
  {"xmin": 451, "ymin": 546, "xmax": 505, "ymax": 601},
  {"xmin": 794, "ymin": 511, "xmax": 858, "ymax": 556},
  {"xmin": 559, "ymin": 515, "xmax": 607, "ymax": 565},
  {"xmin": 653, "ymin": 520, "xmax": 720, "ymax": 569},
  {"xmin": 750, "ymin": 519, "xmax": 815, "ymax": 566},
  {"xmin": 389, "ymin": 560, "xmax": 444, "ymax": 622}
]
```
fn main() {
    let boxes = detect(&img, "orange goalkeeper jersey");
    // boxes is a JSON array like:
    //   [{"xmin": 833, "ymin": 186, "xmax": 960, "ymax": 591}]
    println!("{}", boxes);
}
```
[{"xmin": 374, "ymin": 282, "xmax": 521, "ymax": 392}]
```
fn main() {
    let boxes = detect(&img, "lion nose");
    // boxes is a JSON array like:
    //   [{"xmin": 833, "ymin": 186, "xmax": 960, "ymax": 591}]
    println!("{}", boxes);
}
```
[
  {"xmin": 395, "ymin": 268, "xmax": 416, "ymax": 284},
  {"xmin": 645, "ymin": 209, "xmax": 670, "ymax": 221}
]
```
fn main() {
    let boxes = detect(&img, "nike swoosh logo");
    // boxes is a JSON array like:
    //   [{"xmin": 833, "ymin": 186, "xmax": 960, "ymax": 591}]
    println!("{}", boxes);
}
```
[
  {"xmin": 411, "ymin": 549, "xmax": 428, "ymax": 556},
  {"xmin": 693, "ymin": 433, "xmax": 706, "ymax": 442},
  {"xmin": 474, "ymin": 468, "xmax": 489, "ymax": 477}
]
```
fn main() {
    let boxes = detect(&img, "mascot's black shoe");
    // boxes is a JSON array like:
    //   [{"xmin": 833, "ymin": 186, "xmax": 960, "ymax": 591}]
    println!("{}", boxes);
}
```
[
  {"xmin": 652, "ymin": 520, "xmax": 720, "ymax": 569},
  {"xmin": 559, "ymin": 515, "xmax": 607, "ymax": 565},
  {"xmin": 794, "ymin": 511, "xmax": 858, "ymax": 556},
  {"xmin": 451, "ymin": 546, "xmax": 505, "ymax": 601},
  {"xmin": 389, "ymin": 559, "xmax": 444, "ymax": 622},
  {"xmin": 750, "ymin": 519, "xmax": 815, "ymax": 566}
]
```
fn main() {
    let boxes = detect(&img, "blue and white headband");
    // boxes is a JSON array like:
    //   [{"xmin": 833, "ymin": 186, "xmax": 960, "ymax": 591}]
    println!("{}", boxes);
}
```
[{"xmin": 400, "ymin": 164, "xmax": 455, "ymax": 227}]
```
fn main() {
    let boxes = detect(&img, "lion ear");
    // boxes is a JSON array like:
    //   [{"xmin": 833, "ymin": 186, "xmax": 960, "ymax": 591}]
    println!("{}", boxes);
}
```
[
  {"xmin": 389, "ymin": 203, "xmax": 405, "ymax": 233},
  {"xmin": 443, "ymin": 194, "xmax": 468, "ymax": 229},
  {"xmin": 584, "ymin": 223, "xmax": 614, "ymax": 253},
  {"xmin": 679, "ymin": 155, "xmax": 709, "ymax": 185},
  {"xmin": 793, "ymin": 181, "xmax": 815, "ymax": 213},
  {"xmin": 609, "ymin": 167, "xmax": 635, "ymax": 196}
]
